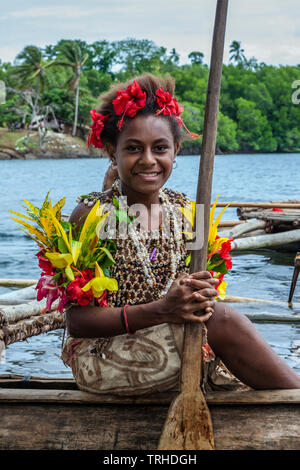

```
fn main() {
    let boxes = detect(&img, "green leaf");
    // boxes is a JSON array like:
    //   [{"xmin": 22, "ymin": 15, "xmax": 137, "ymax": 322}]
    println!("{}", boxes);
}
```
[
  {"xmin": 65, "ymin": 265, "xmax": 75, "ymax": 281},
  {"xmin": 102, "ymin": 267, "xmax": 110, "ymax": 277},
  {"xmin": 58, "ymin": 237, "xmax": 69, "ymax": 254},
  {"xmin": 213, "ymin": 260, "xmax": 228, "ymax": 274},
  {"xmin": 112, "ymin": 197, "xmax": 119, "ymax": 209},
  {"xmin": 100, "ymin": 246, "xmax": 116, "ymax": 264}
]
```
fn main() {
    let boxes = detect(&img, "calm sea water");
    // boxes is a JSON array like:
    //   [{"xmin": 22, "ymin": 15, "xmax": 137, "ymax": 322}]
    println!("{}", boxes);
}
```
[{"xmin": 0, "ymin": 153, "xmax": 300, "ymax": 377}]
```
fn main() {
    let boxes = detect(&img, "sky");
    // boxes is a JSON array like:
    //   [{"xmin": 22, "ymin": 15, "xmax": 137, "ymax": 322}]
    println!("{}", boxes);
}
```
[{"xmin": 0, "ymin": 0, "xmax": 299, "ymax": 66}]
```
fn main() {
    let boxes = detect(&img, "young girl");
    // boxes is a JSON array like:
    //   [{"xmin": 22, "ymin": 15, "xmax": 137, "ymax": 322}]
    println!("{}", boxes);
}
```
[{"xmin": 62, "ymin": 74, "xmax": 300, "ymax": 395}]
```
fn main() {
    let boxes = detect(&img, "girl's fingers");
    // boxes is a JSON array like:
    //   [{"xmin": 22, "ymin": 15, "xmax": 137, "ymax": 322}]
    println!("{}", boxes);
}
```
[
  {"xmin": 182, "ymin": 278, "xmax": 213, "ymax": 290},
  {"xmin": 191, "ymin": 291, "xmax": 217, "ymax": 302},
  {"xmin": 187, "ymin": 311, "xmax": 213, "ymax": 323},
  {"xmin": 189, "ymin": 271, "xmax": 212, "ymax": 280}
]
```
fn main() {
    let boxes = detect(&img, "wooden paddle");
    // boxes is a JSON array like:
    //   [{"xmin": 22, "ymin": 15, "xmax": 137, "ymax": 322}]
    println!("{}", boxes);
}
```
[{"xmin": 158, "ymin": 0, "xmax": 229, "ymax": 450}]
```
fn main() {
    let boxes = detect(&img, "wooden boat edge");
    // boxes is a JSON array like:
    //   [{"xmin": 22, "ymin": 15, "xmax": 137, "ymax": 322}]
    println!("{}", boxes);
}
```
[{"xmin": 1, "ymin": 375, "xmax": 300, "ymax": 405}]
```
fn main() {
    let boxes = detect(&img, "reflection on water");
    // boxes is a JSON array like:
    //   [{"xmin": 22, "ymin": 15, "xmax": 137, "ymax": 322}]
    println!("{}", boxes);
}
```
[{"xmin": 0, "ymin": 154, "xmax": 300, "ymax": 377}]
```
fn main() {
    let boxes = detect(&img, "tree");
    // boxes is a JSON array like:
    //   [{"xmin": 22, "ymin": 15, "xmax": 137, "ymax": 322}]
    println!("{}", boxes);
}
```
[
  {"xmin": 55, "ymin": 41, "xmax": 89, "ymax": 136},
  {"xmin": 188, "ymin": 51, "xmax": 204, "ymax": 65},
  {"xmin": 235, "ymin": 97, "xmax": 277, "ymax": 152},
  {"xmin": 112, "ymin": 38, "xmax": 167, "ymax": 76},
  {"xmin": 229, "ymin": 41, "xmax": 247, "ymax": 66},
  {"xmin": 12, "ymin": 45, "xmax": 55, "ymax": 128}
]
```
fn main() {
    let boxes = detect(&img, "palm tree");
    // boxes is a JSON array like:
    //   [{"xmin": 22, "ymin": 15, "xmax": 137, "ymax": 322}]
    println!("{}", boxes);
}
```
[
  {"xmin": 13, "ymin": 45, "xmax": 55, "ymax": 126},
  {"xmin": 56, "ymin": 41, "xmax": 89, "ymax": 136},
  {"xmin": 229, "ymin": 41, "xmax": 247, "ymax": 66}
]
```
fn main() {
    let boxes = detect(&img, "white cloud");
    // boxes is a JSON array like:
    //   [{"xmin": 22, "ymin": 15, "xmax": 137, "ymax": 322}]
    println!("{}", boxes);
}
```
[{"xmin": 0, "ymin": 0, "xmax": 299, "ymax": 65}]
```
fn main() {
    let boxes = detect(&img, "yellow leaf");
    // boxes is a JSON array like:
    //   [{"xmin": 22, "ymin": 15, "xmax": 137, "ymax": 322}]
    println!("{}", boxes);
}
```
[
  {"xmin": 46, "ymin": 208, "xmax": 71, "ymax": 251},
  {"xmin": 11, "ymin": 217, "xmax": 48, "ymax": 245},
  {"xmin": 40, "ymin": 216, "xmax": 56, "ymax": 240},
  {"xmin": 53, "ymin": 197, "xmax": 66, "ymax": 218},
  {"xmin": 23, "ymin": 199, "xmax": 40, "ymax": 216},
  {"xmin": 78, "ymin": 200, "xmax": 100, "ymax": 244},
  {"xmin": 217, "ymin": 280, "xmax": 227, "ymax": 300},
  {"xmin": 70, "ymin": 240, "xmax": 82, "ymax": 266},
  {"xmin": 45, "ymin": 252, "xmax": 73, "ymax": 269},
  {"xmin": 8, "ymin": 210, "xmax": 36, "ymax": 222}
]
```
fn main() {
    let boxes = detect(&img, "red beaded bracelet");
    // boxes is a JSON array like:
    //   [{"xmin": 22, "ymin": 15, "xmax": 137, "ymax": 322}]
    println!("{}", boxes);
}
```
[{"xmin": 123, "ymin": 304, "xmax": 135, "ymax": 335}]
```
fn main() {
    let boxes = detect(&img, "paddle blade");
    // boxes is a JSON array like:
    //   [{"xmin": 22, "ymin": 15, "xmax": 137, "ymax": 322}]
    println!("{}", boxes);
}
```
[{"xmin": 157, "ymin": 392, "xmax": 215, "ymax": 450}]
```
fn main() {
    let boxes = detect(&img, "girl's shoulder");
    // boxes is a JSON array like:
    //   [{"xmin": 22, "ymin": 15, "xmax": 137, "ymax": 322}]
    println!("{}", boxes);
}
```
[
  {"xmin": 75, "ymin": 189, "xmax": 113, "ymax": 207},
  {"xmin": 163, "ymin": 187, "xmax": 191, "ymax": 207}
]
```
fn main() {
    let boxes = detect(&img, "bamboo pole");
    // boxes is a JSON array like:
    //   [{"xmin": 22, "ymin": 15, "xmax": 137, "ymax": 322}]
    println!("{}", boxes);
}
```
[
  {"xmin": 0, "ymin": 285, "xmax": 37, "ymax": 305},
  {"xmin": 214, "ymin": 202, "xmax": 300, "ymax": 209},
  {"xmin": 0, "ymin": 279, "xmax": 37, "ymax": 288},
  {"xmin": 221, "ymin": 295, "xmax": 300, "ymax": 308},
  {"xmin": 231, "ymin": 229, "xmax": 300, "ymax": 251},
  {"xmin": 218, "ymin": 219, "xmax": 266, "ymax": 239},
  {"xmin": 158, "ymin": 0, "xmax": 229, "ymax": 450}
]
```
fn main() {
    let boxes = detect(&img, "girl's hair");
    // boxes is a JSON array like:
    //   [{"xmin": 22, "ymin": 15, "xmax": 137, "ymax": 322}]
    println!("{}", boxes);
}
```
[{"xmin": 96, "ymin": 73, "xmax": 187, "ymax": 149}]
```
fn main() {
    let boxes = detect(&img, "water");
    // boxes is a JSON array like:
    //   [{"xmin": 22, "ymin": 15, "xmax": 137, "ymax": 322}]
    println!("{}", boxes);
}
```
[{"xmin": 1, "ymin": 154, "xmax": 300, "ymax": 377}]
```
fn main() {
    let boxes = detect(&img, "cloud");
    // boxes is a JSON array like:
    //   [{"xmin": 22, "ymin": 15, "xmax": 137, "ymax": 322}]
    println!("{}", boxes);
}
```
[{"xmin": 0, "ymin": 0, "xmax": 299, "ymax": 65}]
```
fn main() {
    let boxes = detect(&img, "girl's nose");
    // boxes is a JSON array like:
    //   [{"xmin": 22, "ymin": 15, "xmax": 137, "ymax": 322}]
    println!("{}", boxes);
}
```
[{"xmin": 140, "ymin": 147, "xmax": 156, "ymax": 165}]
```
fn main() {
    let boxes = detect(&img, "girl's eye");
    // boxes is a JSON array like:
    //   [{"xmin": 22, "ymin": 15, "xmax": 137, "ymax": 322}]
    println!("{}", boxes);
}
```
[
  {"xmin": 155, "ymin": 145, "xmax": 168, "ymax": 152},
  {"xmin": 127, "ymin": 145, "xmax": 142, "ymax": 152}
]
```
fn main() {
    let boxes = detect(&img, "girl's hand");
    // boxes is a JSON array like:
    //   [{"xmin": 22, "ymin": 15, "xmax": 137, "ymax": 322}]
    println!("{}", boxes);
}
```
[{"xmin": 159, "ymin": 271, "xmax": 219, "ymax": 324}]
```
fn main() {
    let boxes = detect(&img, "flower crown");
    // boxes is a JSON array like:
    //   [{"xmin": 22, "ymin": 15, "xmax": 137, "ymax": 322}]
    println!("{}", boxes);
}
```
[{"xmin": 87, "ymin": 80, "xmax": 199, "ymax": 149}]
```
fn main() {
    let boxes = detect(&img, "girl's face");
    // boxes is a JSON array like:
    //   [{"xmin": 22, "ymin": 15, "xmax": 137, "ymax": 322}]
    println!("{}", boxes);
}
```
[{"xmin": 110, "ymin": 114, "xmax": 179, "ymax": 199}]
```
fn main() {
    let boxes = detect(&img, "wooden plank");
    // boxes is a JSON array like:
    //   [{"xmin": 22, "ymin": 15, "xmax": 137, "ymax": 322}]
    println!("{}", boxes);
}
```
[
  {"xmin": 0, "ymin": 401, "xmax": 300, "ymax": 450},
  {"xmin": 1, "ymin": 387, "xmax": 300, "ymax": 405}
]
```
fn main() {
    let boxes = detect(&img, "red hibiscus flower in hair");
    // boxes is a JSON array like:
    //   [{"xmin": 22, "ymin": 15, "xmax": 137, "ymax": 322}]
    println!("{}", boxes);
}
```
[
  {"xmin": 66, "ymin": 269, "xmax": 94, "ymax": 306},
  {"xmin": 112, "ymin": 80, "xmax": 147, "ymax": 130},
  {"xmin": 155, "ymin": 88, "xmax": 199, "ymax": 138},
  {"xmin": 155, "ymin": 88, "xmax": 183, "ymax": 118},
  {"xmin": 87, "ymin": 110, "xmax": 109, "ymax": 149}
]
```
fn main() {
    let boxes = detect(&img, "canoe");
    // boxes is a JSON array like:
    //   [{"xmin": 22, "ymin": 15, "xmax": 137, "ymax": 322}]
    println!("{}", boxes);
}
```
[{"xmin": 1, "ymin": 374, "xmax": 300, "ymax": 450}]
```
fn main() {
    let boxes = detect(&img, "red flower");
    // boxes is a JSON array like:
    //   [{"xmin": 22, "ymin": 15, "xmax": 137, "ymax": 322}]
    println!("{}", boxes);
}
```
[
  {"xmin": 66, "ymin": 269, "xmax": 94, "ymax": 306},
  {"xmin": 112, "ymin": 80, "xmax": 147, "ymax": 130},
  {"xmin": 155, "ymin": 88, "xmax": 183, "ymax": 118},
  {"xmin": 155, "ymin": 88, "xmax": 199, "ymax": 138},
  {"xmin": 87, "ymin": 110, "xmax": 109, "ymax": 149},
  {"xmin": 35, "ymin": 249, "xmax": 55, "ymax": 275},
  {"xmin": 223, "ymin": 253, "xmax": 233, "ymax": 271},
  {"xmin": 96, "ymin": 290, "xmax": 108, "ymax": 307},
  {"xmin": 219, "ymin": 239, "xmax": 233, "ymax": 257},
  {"xmin": 36, "ymin": 274, "xmax": 61, "ymax": 312}
]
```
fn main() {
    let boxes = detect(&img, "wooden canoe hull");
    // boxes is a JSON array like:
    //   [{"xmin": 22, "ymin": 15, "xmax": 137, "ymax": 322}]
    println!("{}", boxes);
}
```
[{"xmin": 1, "ymin": 375, "xmax": 300, "ymax": 450}]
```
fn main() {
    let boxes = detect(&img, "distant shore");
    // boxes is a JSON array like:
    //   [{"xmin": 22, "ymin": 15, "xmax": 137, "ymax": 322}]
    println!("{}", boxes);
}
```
[{"xmin": 0, "ymin": 130, "xmax": 299, "ymax": 159}]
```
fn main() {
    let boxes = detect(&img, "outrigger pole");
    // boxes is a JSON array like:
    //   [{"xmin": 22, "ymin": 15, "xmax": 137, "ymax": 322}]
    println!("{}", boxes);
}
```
[{"xmin": 158, "ymin": 0, "xmax": 229, "ymax": 450}]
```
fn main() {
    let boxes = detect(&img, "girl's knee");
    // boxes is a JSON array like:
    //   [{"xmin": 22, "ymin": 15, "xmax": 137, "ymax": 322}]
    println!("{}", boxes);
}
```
[{"xmin": 206, "ymin": 302, "xmax": 244, "ymax": 350}]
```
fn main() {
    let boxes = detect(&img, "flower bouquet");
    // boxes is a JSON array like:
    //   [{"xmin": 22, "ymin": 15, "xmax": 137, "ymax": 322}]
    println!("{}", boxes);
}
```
[
  {"xmin": 9, "ymin": 192, "xmax": 118, "ymax": 313},
  {"xmin": 180, "ymin": 195, "xmax": 233, "ymax": 299}
]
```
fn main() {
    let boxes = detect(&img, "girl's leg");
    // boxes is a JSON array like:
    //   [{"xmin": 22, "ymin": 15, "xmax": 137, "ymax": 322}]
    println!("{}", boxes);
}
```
[{"xmin": 206, "ymin": 303, "xmax": 300, "ymax": 389}]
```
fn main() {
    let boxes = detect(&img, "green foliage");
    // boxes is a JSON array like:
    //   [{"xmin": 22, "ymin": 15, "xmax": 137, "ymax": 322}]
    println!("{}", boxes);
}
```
[{"xmin": 1, "ymin": 38, "xmax": 300, "ymax": 153}]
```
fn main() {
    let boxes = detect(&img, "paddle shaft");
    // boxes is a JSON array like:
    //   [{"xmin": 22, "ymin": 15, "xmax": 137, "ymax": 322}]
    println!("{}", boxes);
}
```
[{"xmin": 180, "ymin": 0, "xmax": 229, "ymax": 393}]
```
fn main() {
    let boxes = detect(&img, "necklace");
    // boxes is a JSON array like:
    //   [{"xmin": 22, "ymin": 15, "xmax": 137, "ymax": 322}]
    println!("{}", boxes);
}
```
[{"xmin": 111, "ymin": 179, "xmax": 182, "ymax": 295}]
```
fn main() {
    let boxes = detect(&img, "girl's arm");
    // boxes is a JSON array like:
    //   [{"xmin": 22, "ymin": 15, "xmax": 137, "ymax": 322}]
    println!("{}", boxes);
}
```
[{"xmin": 66, "ymin": 203, "xmax": 218, "ymax": 338}]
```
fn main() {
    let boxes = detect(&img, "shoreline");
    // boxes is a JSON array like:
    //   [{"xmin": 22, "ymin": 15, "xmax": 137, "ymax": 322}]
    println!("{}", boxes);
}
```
[{"xmin": 1, "ymin": 150, "xmax": 300, "ymax": 160}]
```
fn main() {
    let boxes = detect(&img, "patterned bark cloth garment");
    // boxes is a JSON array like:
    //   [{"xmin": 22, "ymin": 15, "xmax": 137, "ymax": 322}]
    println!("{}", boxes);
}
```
[{"xmin": 61, "ymin": 184, "xmax": 248, "ymax": 396}]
